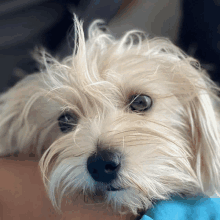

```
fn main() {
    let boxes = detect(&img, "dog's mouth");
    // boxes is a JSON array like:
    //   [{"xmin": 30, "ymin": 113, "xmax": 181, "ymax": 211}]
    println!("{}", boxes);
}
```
[
  {"xmin": 86, "ymin": 184, "xmax": 124, "ymax": 201},
  {"xmin": 94, "ymin": 183, "xmax": 124, "ymax": 195},
  {"xmin": 106, "ymin": 185, "xmax": 124, "ymax": 191}
]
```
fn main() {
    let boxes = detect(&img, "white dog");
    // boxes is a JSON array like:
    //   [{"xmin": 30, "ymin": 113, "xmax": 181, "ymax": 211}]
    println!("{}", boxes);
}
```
[{"xmin": 0, "ymin": 16, "xmax": 220, "ymax": 216}]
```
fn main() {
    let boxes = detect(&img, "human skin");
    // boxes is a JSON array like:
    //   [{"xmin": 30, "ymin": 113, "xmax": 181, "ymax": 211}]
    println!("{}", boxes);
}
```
[{"xmin": 0, "ymin": 158, "xmax": 135, "ymax": 220}]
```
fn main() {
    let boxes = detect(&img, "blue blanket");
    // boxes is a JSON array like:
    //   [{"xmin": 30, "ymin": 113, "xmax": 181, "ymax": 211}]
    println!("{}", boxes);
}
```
[{"xmin": 141, "ymin": 195, "xmax": 220, "ymax": 220}]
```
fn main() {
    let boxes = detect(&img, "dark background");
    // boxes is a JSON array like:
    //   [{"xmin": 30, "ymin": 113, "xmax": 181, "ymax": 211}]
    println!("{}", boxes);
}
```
[{"xmin": 0, "ymin": 0, "xmax": 219, "ymax": 92}]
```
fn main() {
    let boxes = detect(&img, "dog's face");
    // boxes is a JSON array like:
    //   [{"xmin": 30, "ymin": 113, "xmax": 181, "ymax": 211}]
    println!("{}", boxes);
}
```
[{"xmin": 1, "ymin": 18, "xmax": 220, "ymax": 215}]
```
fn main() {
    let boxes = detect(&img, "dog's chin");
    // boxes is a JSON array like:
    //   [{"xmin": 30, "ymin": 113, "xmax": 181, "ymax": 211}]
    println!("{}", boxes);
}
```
[
  {"xmin": 87, "ymin": 185, "xmax": 147, "ymax": 216},
  {"xmin": 85, "ymin": 183, "xmax": 125, "ymax": 203}
]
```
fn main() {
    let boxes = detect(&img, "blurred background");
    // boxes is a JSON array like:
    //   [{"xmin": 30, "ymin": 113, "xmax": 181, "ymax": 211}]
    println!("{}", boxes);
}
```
[{"xmin": 0, "ymin": 0, "xmax": 219, "ymax": 92}]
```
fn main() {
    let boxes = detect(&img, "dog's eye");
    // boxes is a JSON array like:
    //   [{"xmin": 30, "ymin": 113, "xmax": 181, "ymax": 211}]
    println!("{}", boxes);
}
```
[
  {"xmin": 129, "ymin": 95, "xmax": 152, "ymax": 112},
  {"xmin": 58, "ymin": 112, "xmax": 78, "ymax": 133}
]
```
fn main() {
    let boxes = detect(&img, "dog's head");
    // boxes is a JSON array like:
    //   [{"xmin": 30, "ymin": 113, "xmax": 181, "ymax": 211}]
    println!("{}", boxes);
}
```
[{"xmin": 1, "ymin": 17, "xmax": 220, "ymax": 214}]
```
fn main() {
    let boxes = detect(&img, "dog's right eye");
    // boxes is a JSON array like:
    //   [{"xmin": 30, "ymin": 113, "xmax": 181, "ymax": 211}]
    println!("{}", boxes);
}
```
[{"xmin": 58, "ymin": 112, "xmax": 78, "ymax": 133}]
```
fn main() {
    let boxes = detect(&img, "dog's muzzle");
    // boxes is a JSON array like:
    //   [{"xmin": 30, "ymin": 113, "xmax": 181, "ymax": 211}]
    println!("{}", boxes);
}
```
[{"xmin": 87, "ymin": 149, "xmax": 121, "ymax": 189}]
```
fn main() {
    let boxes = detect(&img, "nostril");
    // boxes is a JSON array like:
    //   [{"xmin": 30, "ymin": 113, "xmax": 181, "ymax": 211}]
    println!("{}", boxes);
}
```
[
  {"xmin": 91, "ymin": 168, "xmax": 98, "ymax": 175},
  {"xmin": 105, "ymin": 163, "xmax": 119, "ymax": 174},
  {"xmin": 92, "ymin": 168, "xmax": 98, "ymax": 173}
]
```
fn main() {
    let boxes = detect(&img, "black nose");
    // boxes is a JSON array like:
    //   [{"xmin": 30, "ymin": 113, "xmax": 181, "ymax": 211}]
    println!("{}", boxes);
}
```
[{"xmin": 87, "ymin": 150, "xmax": 121, "ymax": 183}]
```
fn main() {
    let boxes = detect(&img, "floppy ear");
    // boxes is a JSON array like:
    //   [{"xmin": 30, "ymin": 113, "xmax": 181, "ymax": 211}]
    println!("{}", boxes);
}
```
[
  {"xmin": 0, "ymin": 74, "xmax": 60, "ymax": 157},
  {"xmin": 186, "ymin": 69, "xmax": 220, "ymax": 195}
]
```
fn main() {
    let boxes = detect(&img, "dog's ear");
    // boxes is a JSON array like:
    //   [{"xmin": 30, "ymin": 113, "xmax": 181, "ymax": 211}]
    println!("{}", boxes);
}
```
[
  {"xmin": 0, "ymin": 74, "xmax": 60, "ymax": 157},
  {"xmin": 185, "ymin": 68, "xmax": 220, "ymax": 195}
]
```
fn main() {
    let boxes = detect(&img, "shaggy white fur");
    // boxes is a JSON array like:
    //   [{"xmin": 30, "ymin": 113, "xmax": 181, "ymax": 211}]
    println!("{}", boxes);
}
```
[{"xmin": 0, "ymin": 16, "xmax": 220, "ymax": 215}]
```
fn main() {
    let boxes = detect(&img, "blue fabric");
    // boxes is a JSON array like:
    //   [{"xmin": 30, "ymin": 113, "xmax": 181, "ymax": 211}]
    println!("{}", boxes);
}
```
[
  {"xmin": 141, "ymin": 216, "xmax": 153, "ymax": 220},
  {"xmin": 141, "ymin": 195, "xmax": 220, "ymax": 220}
]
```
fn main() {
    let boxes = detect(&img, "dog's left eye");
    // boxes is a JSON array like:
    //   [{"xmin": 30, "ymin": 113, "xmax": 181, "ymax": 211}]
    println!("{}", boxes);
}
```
[
  {"xmin": 129, "ymin": 95, "xmax": 152, "ymax": 112},
  {"xmin": 58, "ymin": 112, "xmax": 78, "ymax": 133}
]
